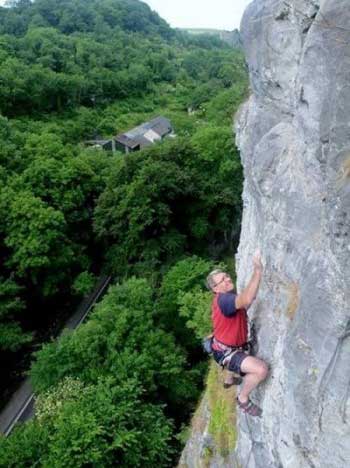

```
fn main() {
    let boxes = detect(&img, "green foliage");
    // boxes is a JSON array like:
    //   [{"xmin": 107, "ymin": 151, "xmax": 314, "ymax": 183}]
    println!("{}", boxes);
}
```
[
  {"xmin": 0, "ymin": 131, "xmax": 114, "ymax": 344},
  {"xmin": 205, "ymin": 85, "xmax": 248, "ymax": 125},
  {"xmin": 26, "ymin": 275, "xmax": 209, "ymax": 465},
  {"xmin": 35, "ymin": 376, "xmax": 86, "ymax": 422},
  {"xmin": 0, "ymin": 0, "xmax": 249, "ymax": 462},
  {"xmin": 0, "ymin": 277, "xmax": 24, "ymax": 317},
  {"xmin": 0, "ymin": 0, "xmax": 174, "ymax": 38},
  {"xmin": 94, "ymin": 139, "xmax": 191, "ymax": 275},
  {"xmin": 72, "ymin": 271, "xmax": 96, "ymax": 296},
  {"xmin": 31, "ymin": 278, "xmax": 200, "ymax": 411},
  {"xmin": 187, "ymin": 80, "xmax": 221, "ymax": 110},
  {"xmin": 40, "ymin": 378, "xmax": 173, "ymax": 468},
  {"xmin": 0, "ymin": 0, "xmax": 247, "ymax": 116},
  {"xmin": 94, "ymin": 132, "xmax": 243, "ymax": 276},
  {"xmin": 0, "ymin": 376, "xmax": 174, "ymax": 468},
  {"xmin": 207, "ymin": 362, "xmax": 237, "ymax": 457},
  {"xmin": 0, "ymin": 220, "xmax": 32, "ymax": 352},
  {"xmin": 0, "ymin": 0, "xmax": 177, "ymax": 115},
  {"xmin": 156, "ymin": 256, "xmax": 213, "ymax": 348},
  {"xmin": 0, "ymin": 189, "xmax": 74, "ymax": 295},
  {"xmin": 0, "ymin": 419, "xmax": 50, "ymax": 468},
  {"xmin": 157, "ymin": 257, "xmax": 212, "ymax": 315},
  {"xmin": 179, "ymin": 287, "xmax": 212, "ymax": 340}
]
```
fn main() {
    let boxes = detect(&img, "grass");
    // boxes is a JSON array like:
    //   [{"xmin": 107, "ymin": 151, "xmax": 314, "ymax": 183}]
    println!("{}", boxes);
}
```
[
  {"xmin": 178, "ymin": 361, "xmax": 238, "ymax": 467},
  {"xmin": 207, "ymin": 361, "xmax": 238, "ymax": 458}
]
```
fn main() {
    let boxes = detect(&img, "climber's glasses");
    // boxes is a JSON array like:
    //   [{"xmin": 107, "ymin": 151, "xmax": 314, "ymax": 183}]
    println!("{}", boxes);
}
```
[{"xmin": 212, "ymin": 273, "xmax": 232, "ymax": 288}]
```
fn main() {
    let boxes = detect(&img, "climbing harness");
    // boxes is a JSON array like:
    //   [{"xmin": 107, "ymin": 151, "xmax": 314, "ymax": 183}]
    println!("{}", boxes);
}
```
[
  {"xmin": 202, "ymin": 333, "xmax": 253, "ymax": 365},
  {"xmin": 212, "ymin": 336, "xmax": 250, "ymax": 368}
]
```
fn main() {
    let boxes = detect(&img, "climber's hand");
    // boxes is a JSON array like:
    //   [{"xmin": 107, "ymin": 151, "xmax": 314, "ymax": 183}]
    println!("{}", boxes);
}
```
[{"xmin": 252, "ymin": 250, "xmax": 263, "ymax": 272}]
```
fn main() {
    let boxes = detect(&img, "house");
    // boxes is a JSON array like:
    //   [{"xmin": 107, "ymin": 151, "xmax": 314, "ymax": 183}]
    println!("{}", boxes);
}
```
[
  {"xmin": 115, "ymin": 116, "xmax": 173, "ymax": 154},
  {"xmin": 84, "ymin": 139, "xmax": 116, "ymax": 152}
]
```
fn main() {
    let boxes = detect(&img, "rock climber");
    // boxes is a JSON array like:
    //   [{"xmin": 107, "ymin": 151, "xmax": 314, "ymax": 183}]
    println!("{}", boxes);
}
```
[{"xmin": 206, "ymin": 252, "xmax": 268, "ymax": 417}]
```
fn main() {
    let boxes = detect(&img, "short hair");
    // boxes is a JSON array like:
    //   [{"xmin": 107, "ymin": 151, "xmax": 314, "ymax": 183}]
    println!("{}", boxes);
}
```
[{"xmin": 206, "ymin": 269, "xmax": 225, "ymax": 291}]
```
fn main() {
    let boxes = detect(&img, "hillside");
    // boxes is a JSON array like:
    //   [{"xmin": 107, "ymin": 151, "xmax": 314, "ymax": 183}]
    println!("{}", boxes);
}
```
[
  {"xmin": 0, "ymin": 0, "xmax": 249, "ymax": 465},
  {"xmin": 180, "ymin": 0, "xmax": 350, "ymax": 467},
  {"xmin": 181, "ymin": 28, "xmax": 243, "ymax": 49}
]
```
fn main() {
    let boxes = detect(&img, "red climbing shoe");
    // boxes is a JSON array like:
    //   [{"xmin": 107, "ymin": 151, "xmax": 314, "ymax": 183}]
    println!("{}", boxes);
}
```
[{"xmin": 236, "ymin": 397, "xmax": 262, "ymax": 417}]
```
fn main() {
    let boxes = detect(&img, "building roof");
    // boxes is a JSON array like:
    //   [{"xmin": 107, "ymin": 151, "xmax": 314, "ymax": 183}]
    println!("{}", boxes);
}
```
[
  {"xmin": 115, "ymin": 134, "xmax": 140, "ymax": 149},
  {"xmin": 115, "ymin": 116, "xmax": 172, "ymax": 149}
]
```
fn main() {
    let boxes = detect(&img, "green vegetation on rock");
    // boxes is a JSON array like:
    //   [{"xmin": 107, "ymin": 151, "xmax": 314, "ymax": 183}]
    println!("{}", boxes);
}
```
[{"xmin": 207, "ymin": 362, "xmax": 237, "ymax": 458}]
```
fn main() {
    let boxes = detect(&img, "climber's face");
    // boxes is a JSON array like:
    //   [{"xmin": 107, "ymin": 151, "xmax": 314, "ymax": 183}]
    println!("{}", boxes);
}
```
[{"xmin": 211, "ymin": 272, "xmax": 234, "ymax": 294}]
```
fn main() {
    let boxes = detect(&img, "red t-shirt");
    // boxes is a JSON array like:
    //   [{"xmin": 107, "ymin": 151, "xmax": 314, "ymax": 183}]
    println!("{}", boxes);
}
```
[{"xmin": 211, "ymin": 292, "xmax": 248, "ymax": 348}]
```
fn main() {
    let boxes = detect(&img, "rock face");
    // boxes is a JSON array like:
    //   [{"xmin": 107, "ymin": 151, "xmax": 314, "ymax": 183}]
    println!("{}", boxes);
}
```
[
  {"xmin": 219, "ymin": 29, "xmax": 243, "ymax": 49},
  {"xmin": 235, "ymin": 1, "xmax": 350, "ymax": 467}
]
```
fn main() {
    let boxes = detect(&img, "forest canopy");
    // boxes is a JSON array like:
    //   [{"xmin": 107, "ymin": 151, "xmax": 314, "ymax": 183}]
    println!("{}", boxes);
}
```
[{"xmin": 0, "ymin": 0, "xmax": 248, "ymax": 465}]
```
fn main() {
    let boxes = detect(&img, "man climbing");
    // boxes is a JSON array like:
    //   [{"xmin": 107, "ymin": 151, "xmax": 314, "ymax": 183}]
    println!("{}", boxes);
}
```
[{"xmin": 206, "ymin": 252, "xmax": 268, "ymax": 417}]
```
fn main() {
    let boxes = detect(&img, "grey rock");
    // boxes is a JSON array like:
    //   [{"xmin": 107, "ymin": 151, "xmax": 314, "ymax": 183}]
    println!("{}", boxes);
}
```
[
  {"xmin": 235, "ymin": 1, "xmax": 350, "ymax": 467},
  {"xmin": 219, "ymin": 29, "xmax": 244, "ymax": 49}
]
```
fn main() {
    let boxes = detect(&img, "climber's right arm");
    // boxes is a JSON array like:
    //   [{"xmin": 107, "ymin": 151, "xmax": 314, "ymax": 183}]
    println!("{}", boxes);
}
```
[{"xmin": 235, "ymin": 252, "xmax": 263, "ymax": 310}]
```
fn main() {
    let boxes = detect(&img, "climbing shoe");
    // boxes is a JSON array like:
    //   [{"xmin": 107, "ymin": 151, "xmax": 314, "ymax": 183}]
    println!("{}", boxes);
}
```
[{"xmin": 236, "ymin": 397, "xmax": 262, "ymax": 417}]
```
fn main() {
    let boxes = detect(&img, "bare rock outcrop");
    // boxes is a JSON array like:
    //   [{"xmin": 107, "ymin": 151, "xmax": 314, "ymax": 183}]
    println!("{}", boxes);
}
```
[{"xmin": 235, "ymin": 1, "xmax": 350, "ymax": 467}]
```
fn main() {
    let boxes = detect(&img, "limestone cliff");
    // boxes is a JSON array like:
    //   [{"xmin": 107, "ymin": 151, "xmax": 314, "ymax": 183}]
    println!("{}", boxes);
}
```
[
  {"xmin": 235, "ymin": 0, "xmax": 350, "ymax": 467},
  {"xmin": 179, "ymin": 1, "xmax": 350, "ymax": 467}
]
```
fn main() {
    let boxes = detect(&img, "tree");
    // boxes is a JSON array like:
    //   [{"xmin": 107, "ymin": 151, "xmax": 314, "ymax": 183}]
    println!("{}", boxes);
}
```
[
  {"xmin": 156, "ymin": 256, "xmax": 213, "ymax": 349},
  {"xmin": 94, "ymin": 132, "xmax": 243, "ymax": 276},
  {"xmin": 0, "ymin": 419, "xmax": 50, "ymax": 468},
  {"xmin": 190, "ymin": 124, "xmax": 243, "ymax": 250},
  {"xmin": 0, "ymin": 2, "xmax": 249, "ymax": 462},
  {"xmin": 0, "ymin": 376, "xmax": 174, "ymax": 467},
  {"xmin": 31, "ymin": 277, "xmax": 201, "ymax": 419},
  {"xmin": 0, "ymin": 276, "xmax": 31, "ymax": 351},
  {"xmin": 94, "ymin": 139, "xmax": 196, "ymax": 276},
  {"xmin": 179, "ymin": 287, "xmax": 212, "ymax": 340},
  {"xmin": 0, "ymin": 189, "xmax": 74, "ymax": 295}
]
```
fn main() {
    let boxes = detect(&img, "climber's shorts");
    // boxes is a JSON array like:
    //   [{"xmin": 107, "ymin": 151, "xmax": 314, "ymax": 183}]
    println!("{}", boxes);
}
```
[{"xmin": 212, "ymin": 350, "xmax": 249, "ymax": 376}]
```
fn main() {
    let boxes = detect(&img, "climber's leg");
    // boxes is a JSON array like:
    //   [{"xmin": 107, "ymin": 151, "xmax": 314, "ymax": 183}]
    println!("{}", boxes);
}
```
[{"xmin": 238, "ymin": 355, "xmax": 268, "ymax": 404}]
